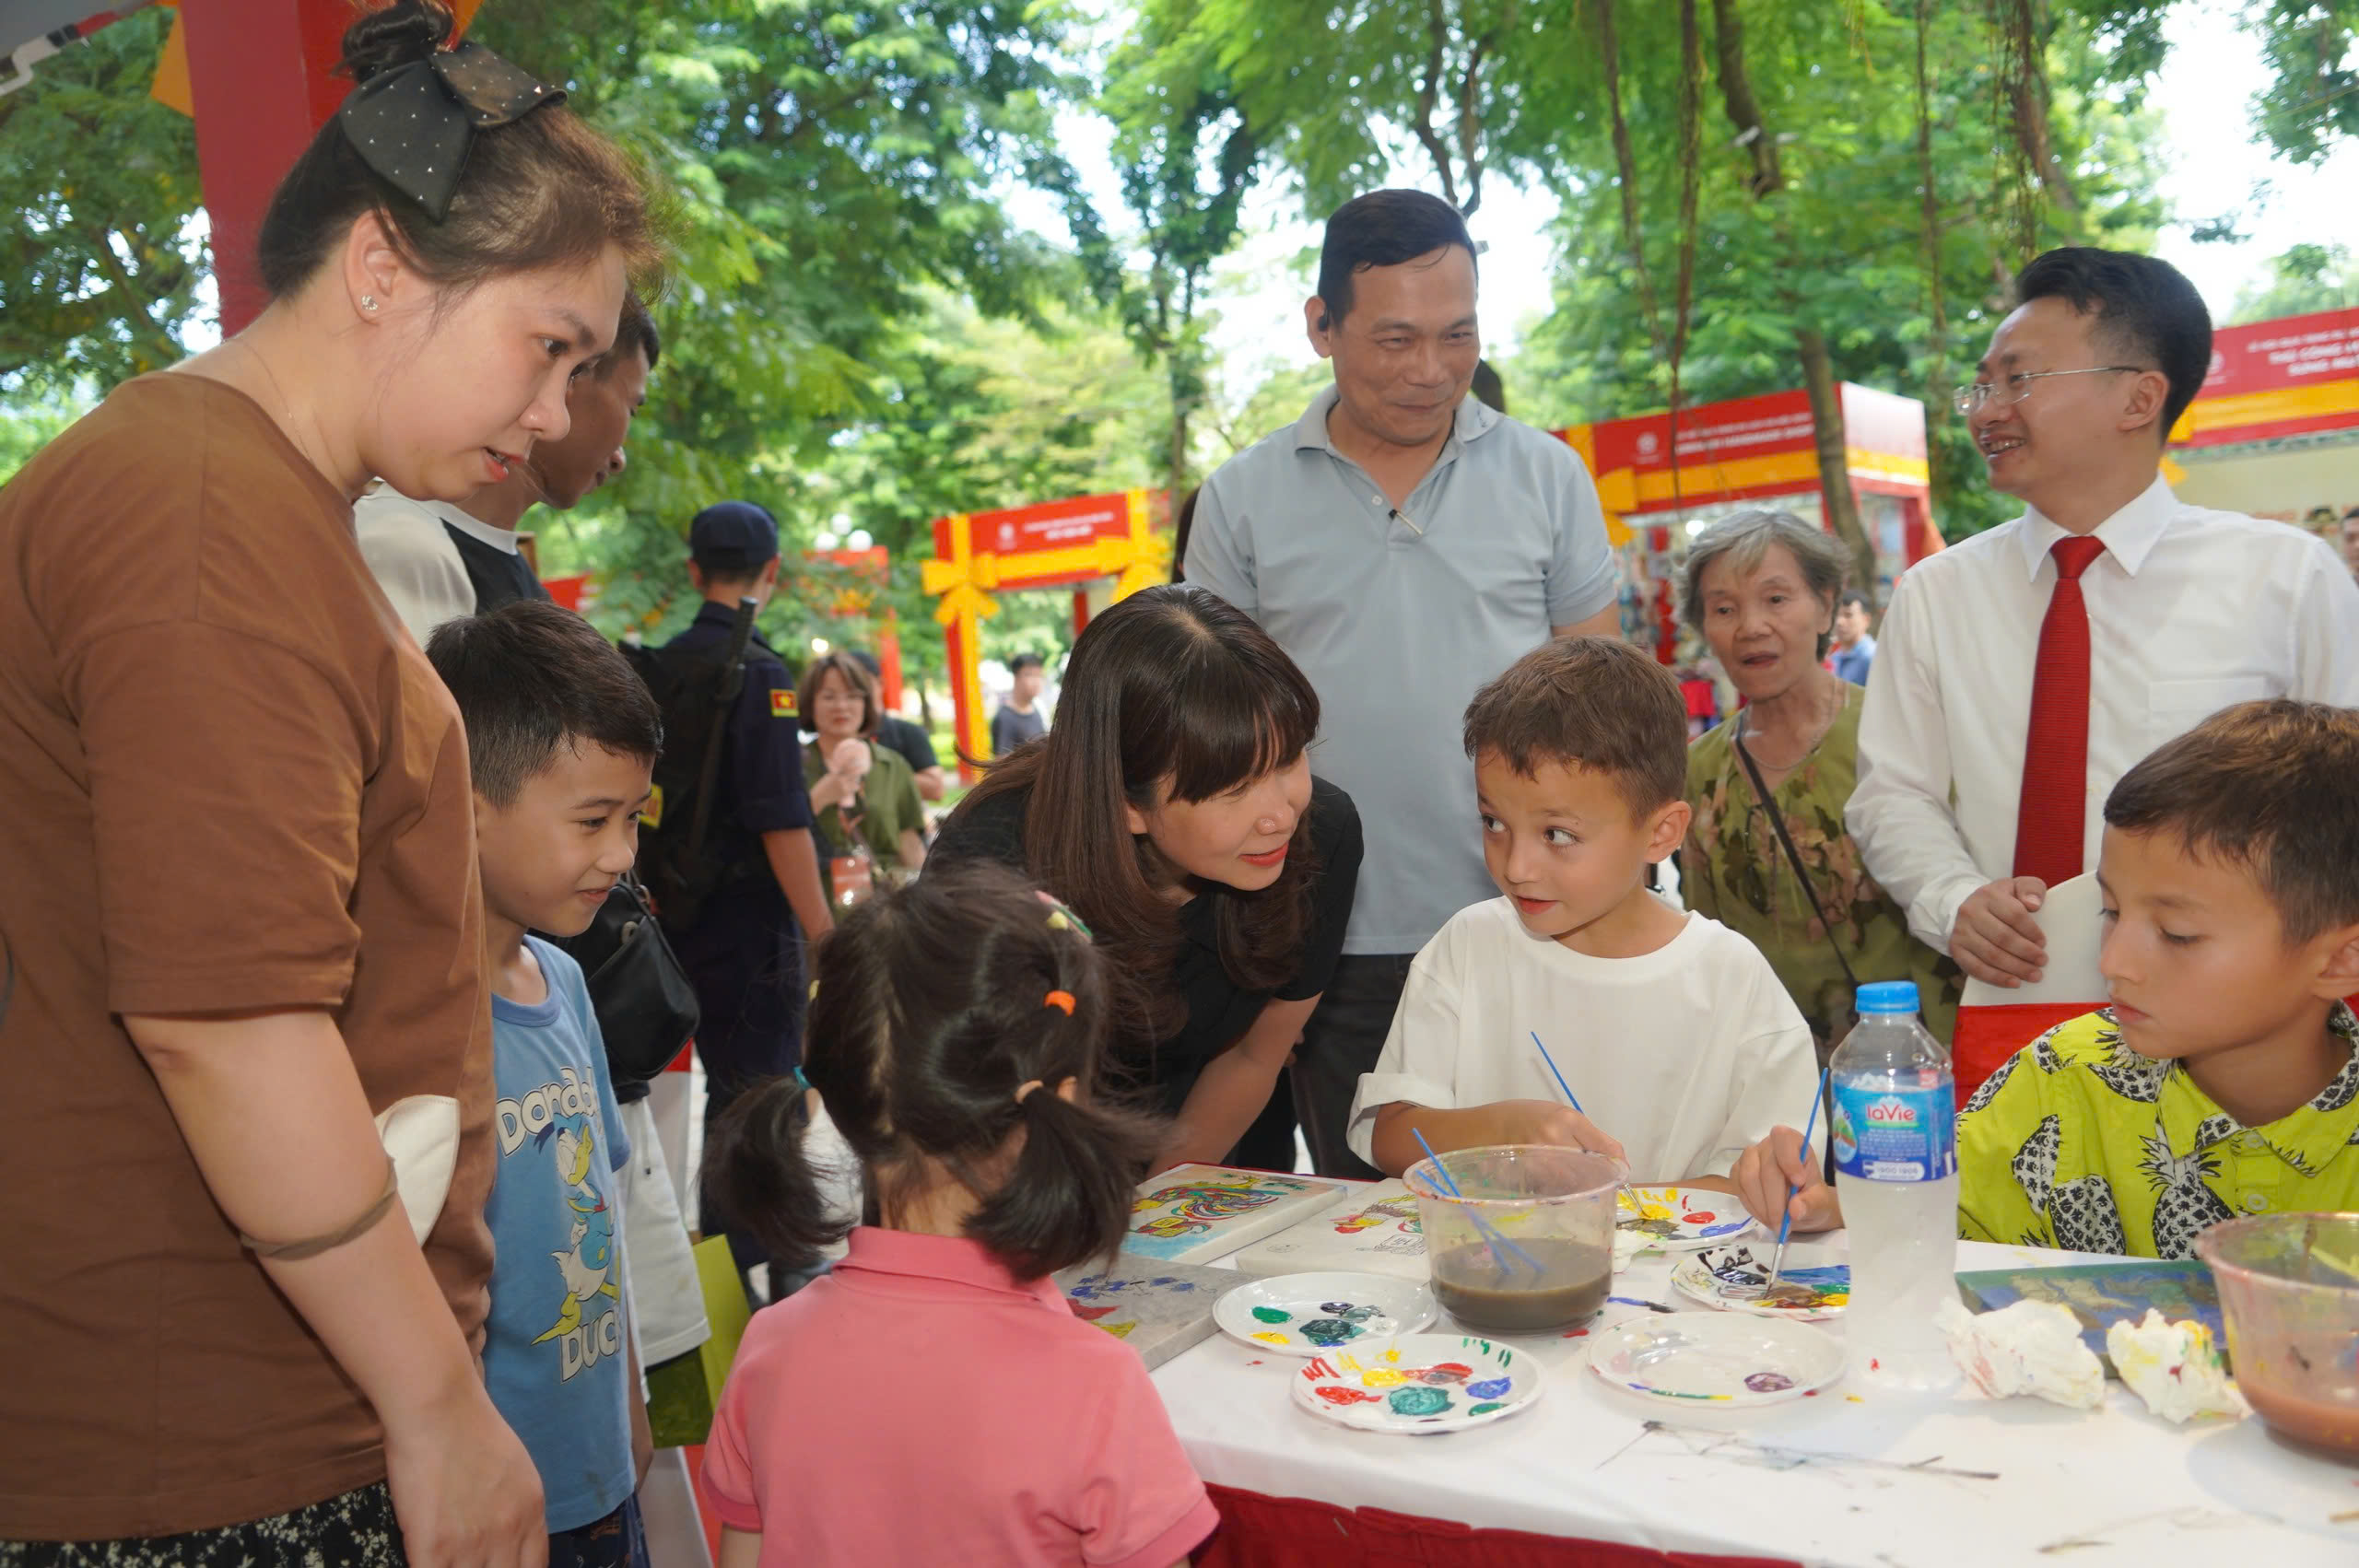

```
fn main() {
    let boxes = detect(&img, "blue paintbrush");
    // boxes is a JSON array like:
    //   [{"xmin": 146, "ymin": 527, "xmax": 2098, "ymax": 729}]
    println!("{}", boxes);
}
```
[
  {"xmin": 1529, "ymin": 1029, "xmax": 1583, "ymax": 1113},
  {"xmin": 1411, "ymin": 1127, "xmax": 1543, "ymax": 1276},
  {"xmin": 1532, "ymin": 1029, "xmax": 1633, "ymax": 1183},
  {"xmin": 1765, "ymin": 1063, "xmax": 1833, "ymax": 1296}
]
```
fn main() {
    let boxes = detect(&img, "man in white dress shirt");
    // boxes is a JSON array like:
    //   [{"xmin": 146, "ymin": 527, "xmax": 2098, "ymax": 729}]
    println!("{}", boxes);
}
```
[{"xmin": 1849, "ymin": 248, "xmax": 2359, "ymax": 992}]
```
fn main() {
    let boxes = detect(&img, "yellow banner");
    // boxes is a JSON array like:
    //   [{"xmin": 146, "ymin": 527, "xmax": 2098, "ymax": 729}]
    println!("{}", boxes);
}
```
[{"xmin": 2187, "ymin": 378, "xmax": 2359, "ymax": 438}]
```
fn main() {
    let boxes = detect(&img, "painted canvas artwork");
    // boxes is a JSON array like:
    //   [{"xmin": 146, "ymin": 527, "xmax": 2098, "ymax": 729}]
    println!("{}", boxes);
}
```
[
  {"xmin": 1051, "ymin": 1254, "xmax": 1236, "ymax": 1370},
  {"xmin": 1121, "ymin": 1164, "xmax": 1345, "ymax": 1263},
  {"xmin": 1954, "ymin": 1260, "xmax": 2229, "ymax": 1375},
  {"xmin": 1234, "ymin": 1181, "xmax": 1428, "ymax": 1281}
]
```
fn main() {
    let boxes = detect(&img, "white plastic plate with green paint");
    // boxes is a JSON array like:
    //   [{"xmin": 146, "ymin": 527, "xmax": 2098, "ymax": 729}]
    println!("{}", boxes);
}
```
[
  {"xmin": 1290, "ymin": 1333, "xmax": 1544, "ymax": 1434},
  {"xmin": 1588, "ymin": 1311, "xmax": 1846, "ymax": 1408},
  {"xmin": 1214, "ymin": 1271, "xmax": 1436, "ymax": 1355}
]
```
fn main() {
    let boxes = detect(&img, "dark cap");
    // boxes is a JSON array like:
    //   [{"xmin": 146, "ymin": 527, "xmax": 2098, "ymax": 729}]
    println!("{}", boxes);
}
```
[{"xmin": 688, "ymin": 501, "xmax": 780, "ymax": 568}]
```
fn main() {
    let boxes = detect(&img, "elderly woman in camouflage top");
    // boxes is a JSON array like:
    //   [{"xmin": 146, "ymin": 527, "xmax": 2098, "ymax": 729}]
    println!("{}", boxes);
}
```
[{"xmin": 1678, "ymin": 509, "xmax": 1960, "ymax": 1049}]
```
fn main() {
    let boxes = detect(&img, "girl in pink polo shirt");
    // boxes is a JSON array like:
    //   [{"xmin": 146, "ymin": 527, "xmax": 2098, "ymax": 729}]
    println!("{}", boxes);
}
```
[{"xmin": 703, "ymin": 864, "xmax": 1220, "ymax": 1568}]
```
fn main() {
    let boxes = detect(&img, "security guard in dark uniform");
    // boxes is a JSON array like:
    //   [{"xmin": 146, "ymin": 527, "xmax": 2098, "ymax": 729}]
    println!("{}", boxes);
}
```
[{"xmin": 663, "ymin": 501, "xmax": 835, "ymax": 1283}]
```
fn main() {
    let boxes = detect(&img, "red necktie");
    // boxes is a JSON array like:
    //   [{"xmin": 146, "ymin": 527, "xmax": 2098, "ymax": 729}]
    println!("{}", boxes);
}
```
[{"xmin": 2013, "ymin": 536, "xmax": 2107, "ymax": 886}]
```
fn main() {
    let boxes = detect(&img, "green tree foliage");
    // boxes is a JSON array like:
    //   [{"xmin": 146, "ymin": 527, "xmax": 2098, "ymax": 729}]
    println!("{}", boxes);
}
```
[
  {"xmin": 463, "ymin": 0, "xmax": 1111, "ymax": 664},
  {"xmin": 0, "ymin": 10, "xmax": 203, "ymax": 393},
  {"xmin": 2247, "ymin": 0, "xmax": 2359, "ymax": 162},
  {"xmin": 1498, "ymin": 2, "xmax": 2166, "ymax": 544},
  {"xmin": 1085, "ymin": 29, "xmax": 1264, "ymax": 496},
  {"xmin": 2229, "ymin": 242, "xmax": 2359, "ymax": 323}
]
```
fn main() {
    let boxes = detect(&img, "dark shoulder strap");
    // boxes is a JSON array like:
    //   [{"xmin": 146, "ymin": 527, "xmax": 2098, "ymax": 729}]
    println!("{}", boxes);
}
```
[{"xmin": 1731, "ymin": 717, "xmax": 1860, "ymax": 997}]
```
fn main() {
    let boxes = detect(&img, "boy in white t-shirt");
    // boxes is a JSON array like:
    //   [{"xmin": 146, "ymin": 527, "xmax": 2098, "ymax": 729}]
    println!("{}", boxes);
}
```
[{"xmin": 1347, "ymin": 637, "xmax": 1817, "ymax": 1188}]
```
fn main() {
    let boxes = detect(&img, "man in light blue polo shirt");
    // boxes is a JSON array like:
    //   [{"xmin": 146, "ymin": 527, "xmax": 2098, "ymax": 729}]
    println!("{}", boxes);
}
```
[{"xmin": 1185, "ymin": 188, "xmax": 1622, "ymax": 1177}]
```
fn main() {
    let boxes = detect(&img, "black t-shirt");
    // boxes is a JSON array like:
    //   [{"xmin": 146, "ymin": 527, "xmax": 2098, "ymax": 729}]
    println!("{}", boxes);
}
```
[
  {"xmin": 991, "ymin": 704, "xmax": 1047, "ymax": 756},
  {"xmin": 874, "ymin": 713, "xmax": 939, "ymax": 776},
  {"xmin": 931, "ymin": 776, "xmax": 1363, "ymax": 1114},
  {"xmin": 442, "ymin": 520, "xmax": 553, "ymax": 614}
]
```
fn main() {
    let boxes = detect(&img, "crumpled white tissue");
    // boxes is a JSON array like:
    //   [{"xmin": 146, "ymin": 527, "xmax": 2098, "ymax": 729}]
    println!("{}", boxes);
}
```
[
  {"xmin": 2106, "ymin": 1308, "xmax": 2242, "ymax": 1423},
  {"xmin": 1936, "ymin": 1297, "xmax": 2105, "ymax": 1408}
]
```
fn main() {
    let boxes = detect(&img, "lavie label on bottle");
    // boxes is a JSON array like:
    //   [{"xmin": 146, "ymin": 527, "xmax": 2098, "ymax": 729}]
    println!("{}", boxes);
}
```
[{"xmin": 1830, "ymin": 1079, "xmax": 1956, "ymax": 1182}]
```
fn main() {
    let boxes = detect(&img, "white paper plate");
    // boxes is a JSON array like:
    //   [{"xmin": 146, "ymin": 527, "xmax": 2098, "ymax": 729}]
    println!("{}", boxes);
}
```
[
  {"xmin": 1215, "ymin": 1271, "xmax": 1436, "ymax": 1355},
  {"xmin": 1616, "ymin": 1185, "xmax": 1756, "ymax": 1250},
  {"xmin": 1290, "ymin": 1333, "xmax": 1545, "ymax": 1433},
  {"xmin": 1670, "ymin": 1246, "xmax": 1849, "ymax": 1321},
  {"xmin": 1589, "ymin": 1310, "xmax": 1847, "ymax": 1407}
]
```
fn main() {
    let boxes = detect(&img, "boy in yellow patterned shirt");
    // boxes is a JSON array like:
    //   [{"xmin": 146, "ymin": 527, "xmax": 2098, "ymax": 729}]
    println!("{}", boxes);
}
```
[
  {"xmin": 1955, "ymin": 700, "xmax": 2359, "ymax": 1258},
  {"xmin": 1733, "ymin": 700, "xmax": 2359, "ymax": 1250}
]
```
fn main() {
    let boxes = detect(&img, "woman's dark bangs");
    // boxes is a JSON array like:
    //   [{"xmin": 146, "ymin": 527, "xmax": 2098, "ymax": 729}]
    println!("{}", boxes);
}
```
[{"xmin": 1163, "ymin": 654, "xmax": 1318, "ymax": 803}]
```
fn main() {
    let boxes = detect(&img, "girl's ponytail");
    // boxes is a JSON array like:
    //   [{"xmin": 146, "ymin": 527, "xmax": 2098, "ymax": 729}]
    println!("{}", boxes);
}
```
[
  {"xmin": 968, "ymin": 1080, "xmax": 1159, "ymax": 1279},
  {"xmin": 706, "ymin": 1076, "xmax": 851, "ymax": 1273}
]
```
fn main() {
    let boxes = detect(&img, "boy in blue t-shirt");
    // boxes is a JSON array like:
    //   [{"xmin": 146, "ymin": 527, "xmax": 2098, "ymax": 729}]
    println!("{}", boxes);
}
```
[{"xmin": 428, "ymin": 602, "xmax": 664, "ymax": 1568}]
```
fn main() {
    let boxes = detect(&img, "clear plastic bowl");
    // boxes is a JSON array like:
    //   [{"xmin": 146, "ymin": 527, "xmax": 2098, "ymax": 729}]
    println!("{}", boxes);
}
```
[
  {"xmin": 1404, "ymin": 1144, "xmax": 1621, "ymax": 1333},
  {"xmin": 2195, "ymin": 1211, "xmax": 2359, "ymax": 1459}
]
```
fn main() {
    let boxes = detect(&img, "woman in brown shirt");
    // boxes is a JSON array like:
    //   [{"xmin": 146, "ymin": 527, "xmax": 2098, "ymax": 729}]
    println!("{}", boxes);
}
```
[{"xmin": 0, "ymin": 5, "xmax": 661, "ymax": 1563}]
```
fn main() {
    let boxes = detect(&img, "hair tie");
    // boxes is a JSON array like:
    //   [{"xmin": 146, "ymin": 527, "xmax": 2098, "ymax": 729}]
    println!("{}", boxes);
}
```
[
  {"xmin": 1043, "ymin": 989, "xmax": 1076, "ymax": 1015},
  {"xmin": 336, "ymin": 41, "xmax": 567, "ymax": 221},
  {"xmin": 1042, "ymin": 899, "xmax": 1094, "ymax": 939},
  {"xmin": 792, "ymin": 1064, "xmax": 811, "ymax": 1092},
  {"xmin": 1014, "ymin": 1079, "xmax": 1046, "ymax": 1105}
]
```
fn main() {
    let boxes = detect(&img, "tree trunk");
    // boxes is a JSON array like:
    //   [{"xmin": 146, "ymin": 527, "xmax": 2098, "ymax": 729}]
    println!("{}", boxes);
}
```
[
  {"xmin": 1168, "ymin": 372, "xmax": 1191, "ymax": 505},
  {"xmin": 1711, "ymin": 0, "xmax": 1872, "ymax": 585},
  {"xmin": 1796, "ymin": 325, "xmax": 1877, "ymax": 592}
]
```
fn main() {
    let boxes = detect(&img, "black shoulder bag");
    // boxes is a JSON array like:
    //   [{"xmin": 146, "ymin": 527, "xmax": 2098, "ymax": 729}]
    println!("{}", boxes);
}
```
[{"xmin": 546, "ymin": 871, "xmax": 701, "ymax": 1104}]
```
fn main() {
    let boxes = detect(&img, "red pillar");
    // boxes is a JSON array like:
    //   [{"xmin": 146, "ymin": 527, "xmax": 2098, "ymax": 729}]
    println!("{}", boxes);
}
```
[{"xmin": 180, "ymin": 0, "xmax": 358, "ymax": 333}]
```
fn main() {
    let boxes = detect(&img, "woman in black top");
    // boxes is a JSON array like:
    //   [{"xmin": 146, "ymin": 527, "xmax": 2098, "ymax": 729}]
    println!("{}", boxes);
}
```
[{"xmin": 932, "ymin": 585, "xmax": 1363, "ymax": 1166}]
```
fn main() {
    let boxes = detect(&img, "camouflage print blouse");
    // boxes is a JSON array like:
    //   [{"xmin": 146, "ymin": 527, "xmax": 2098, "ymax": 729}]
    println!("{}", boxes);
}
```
[{"xmin": 1681, "ymin": 684, "xmax": 1960, "ymax": 1048}]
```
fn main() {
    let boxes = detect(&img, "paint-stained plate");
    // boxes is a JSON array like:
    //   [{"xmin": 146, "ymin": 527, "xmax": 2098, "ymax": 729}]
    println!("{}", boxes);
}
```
[
  {"xmin": 1290, "ymin": 1333, "xmax": 1544, "ymax": 1434},
  {"xmin": 1616, "ymin": 1185, "xmax": 1756, "ymax": 1250},
  {"xmin": 1589, "ymin": 1311, "xmax": 1846, "ymax": 1408},
  {"xmin": 1670, "ymin": 1246, "xmax": 1849, "ymax": 1321},
  {"xmin": 1215, "ymin": 1271, "xmax": 1436, "ymax": 1355}
]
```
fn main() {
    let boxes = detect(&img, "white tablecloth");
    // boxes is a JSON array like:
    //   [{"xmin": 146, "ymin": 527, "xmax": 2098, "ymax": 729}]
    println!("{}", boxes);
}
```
[{"xmin": 1152, "ymin": 1231, "xmax": 2359, "ymax": 1566}]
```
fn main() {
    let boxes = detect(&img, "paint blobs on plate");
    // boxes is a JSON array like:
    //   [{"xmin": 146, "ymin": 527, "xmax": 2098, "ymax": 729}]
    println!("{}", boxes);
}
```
[
  {"xmin": 1215, "ymin": 1271, "xmax": 1437, "ymax": 1356},
  {"xmin": 1670, "ymin": 1246, "xmax": 1850, "ymax": 1321},
  {"xmin": 1588, "ymin": 1311, "xmax": 1846, "ymax": 1408},
  {"xmin": 1617, "ymin": 1186, "xmax": 1757, "ymax": 1251},
  {"xmin": 1293, "ymin": 1334, "xmax": 1545, "ymax": 1434}
]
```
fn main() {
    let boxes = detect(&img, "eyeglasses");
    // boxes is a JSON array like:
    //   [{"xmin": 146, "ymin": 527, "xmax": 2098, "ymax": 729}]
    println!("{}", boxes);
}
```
[{"xmin": 1954, "ymin": 366, "xmax": 2147, "ymax": 415}]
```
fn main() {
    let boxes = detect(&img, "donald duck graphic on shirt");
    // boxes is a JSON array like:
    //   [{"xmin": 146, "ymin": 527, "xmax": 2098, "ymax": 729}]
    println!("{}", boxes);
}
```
[
  {"xmin": 496, "ymin": 1064, "xmax": 624, "ymax": 1381},
  {"xmin": 532, "ymin": 1117, "xmax": 619, "ymax": 1348}
]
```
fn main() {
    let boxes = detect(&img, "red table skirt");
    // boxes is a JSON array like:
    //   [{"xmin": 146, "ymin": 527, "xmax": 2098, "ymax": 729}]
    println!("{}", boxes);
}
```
[{"xmin": 1194, "ymin": 1485, "xmax": 1801, "ymax": 1568}]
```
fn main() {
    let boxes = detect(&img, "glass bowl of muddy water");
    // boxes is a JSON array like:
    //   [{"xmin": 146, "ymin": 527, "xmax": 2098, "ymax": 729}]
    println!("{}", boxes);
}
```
[
  {"xmin": 1405, "ymin": 1145, "xmax": 1621, "ymax": 1334},
  {"xmin": 2197, "ymin": 1211, "xmax": 2359, "ymax": 1461}
]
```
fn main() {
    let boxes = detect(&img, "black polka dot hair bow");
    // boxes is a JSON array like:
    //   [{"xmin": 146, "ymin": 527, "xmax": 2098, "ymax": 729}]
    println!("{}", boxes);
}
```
[{"xmin": 335, "ymin": 41, "xmax": 566, "ymax": 222}]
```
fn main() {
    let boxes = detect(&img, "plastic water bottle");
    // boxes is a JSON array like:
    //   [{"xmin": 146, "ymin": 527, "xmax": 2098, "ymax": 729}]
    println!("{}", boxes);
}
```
[{"xmin": 1829, "ymin": 980, "xmax": 1959, "ymax": 1393}]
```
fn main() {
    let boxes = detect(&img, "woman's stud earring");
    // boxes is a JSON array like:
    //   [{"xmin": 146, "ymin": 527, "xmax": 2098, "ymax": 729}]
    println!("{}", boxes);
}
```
[{"xmin": 361, "ymin": 294, "xmax": 378, "ymax": 312}]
